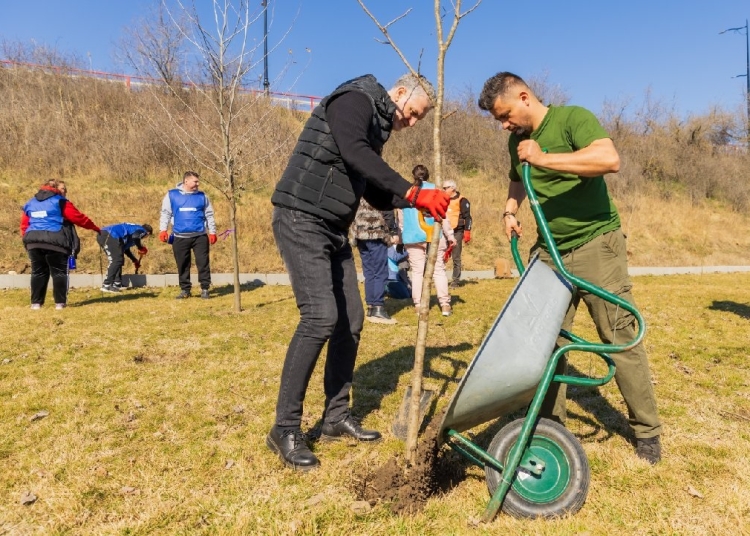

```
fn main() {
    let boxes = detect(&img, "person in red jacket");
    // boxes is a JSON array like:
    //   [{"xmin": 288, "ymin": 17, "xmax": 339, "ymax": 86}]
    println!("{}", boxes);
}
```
[{"xmin": 21, "ymin": 179, "xmax": 100, "ymax": 309}]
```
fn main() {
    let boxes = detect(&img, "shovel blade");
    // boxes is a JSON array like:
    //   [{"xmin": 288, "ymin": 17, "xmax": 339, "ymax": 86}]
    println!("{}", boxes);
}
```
[{"xmin": 391, "ymin": 386, "xmax": 436, "ymax": 441}]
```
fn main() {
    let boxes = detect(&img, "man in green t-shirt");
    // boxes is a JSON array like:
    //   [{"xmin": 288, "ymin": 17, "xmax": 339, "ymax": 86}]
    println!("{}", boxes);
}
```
[{"xmin": 478, "ymin": 72, "xmax": 662, "ymax": 464}]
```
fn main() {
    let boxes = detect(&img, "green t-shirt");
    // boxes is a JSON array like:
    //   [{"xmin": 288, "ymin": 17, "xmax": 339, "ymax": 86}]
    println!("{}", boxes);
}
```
[{"xmin": 509, "ymin": 105, "xmax": 620, "ymax": 252}]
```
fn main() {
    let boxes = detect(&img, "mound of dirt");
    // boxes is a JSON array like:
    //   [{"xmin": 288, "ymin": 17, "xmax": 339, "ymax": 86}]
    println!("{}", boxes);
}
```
[{"xmin": 352, "ymin": 417, "xmax": 466, "ymax": 515}]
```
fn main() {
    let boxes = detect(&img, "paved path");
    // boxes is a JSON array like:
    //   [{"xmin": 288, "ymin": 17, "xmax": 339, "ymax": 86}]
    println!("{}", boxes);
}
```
[{"xmin": 2, "ymin": 266, "xmax": 750, "ymax": 290}]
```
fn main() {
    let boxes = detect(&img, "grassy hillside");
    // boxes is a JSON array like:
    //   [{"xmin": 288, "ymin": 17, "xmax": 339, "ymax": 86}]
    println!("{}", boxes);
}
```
[
  {"xmin": 2, "ymin": 63, "xmax": 750, "ymax": 275},
  {"xmin": 4, "ymin": 171, "xmax": 750, "ymax": 277}
]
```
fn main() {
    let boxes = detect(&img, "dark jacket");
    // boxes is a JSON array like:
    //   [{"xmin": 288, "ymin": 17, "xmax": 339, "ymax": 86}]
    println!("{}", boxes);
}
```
[{"xmin": 271, "ymin": 74, "xmax": 412, "ymax": 229}]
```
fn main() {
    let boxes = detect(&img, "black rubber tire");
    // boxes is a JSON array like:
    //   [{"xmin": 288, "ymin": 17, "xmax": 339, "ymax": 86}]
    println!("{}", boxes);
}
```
[{"xmin": 484, "ymin": 417, "xmax": 590, "ymax": 519}]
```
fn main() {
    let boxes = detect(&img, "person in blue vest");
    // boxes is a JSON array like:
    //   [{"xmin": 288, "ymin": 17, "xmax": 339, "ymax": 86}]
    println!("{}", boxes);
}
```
[
  {"xmin": 158, "ymin": 171, "xmax": 217, "ymax": 300},
  {"xmin": 97, "ymin": 223, "xmax": 153, "ymax": 292},
  {"xmin": 20, "ymin": 179, "xmax": 101, "ymax": 310}
]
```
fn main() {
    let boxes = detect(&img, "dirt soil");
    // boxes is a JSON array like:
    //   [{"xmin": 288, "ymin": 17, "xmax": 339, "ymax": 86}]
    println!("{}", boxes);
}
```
[{"xmin": 352, "ymin": 416, "xmax": 466, "ymax": 515}]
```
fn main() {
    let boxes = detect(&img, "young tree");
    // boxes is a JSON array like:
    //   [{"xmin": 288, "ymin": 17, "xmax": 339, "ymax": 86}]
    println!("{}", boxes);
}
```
[
  {"xmin": 123, "ymin": 0, "xmax": 298, "ymax": 311},
  {"xmin": 358, "ymin": 0, "xmax": 482, "ymax": 465}
]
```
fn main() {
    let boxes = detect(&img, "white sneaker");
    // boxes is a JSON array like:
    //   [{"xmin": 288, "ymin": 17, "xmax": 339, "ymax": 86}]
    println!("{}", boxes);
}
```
[
  {"xmin": 30, "ymin": 303, "xmax": 41, "ymax": 310},
  {"xmin": 101, "ymin": 284, "xmax": 120, "ymax": 293},
  {"xmin": 55, "ymin": 303, "xmax": 66, "ymax": 310},
  {"xmin": 441, "ymin": 304, "xmax": 452, "ymax": 317}
]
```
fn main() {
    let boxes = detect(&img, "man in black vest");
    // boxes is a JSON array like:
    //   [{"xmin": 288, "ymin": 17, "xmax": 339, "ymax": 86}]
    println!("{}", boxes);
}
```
[{"xmin": 268, "ymin": 73, "xmax": 450, "ymax": 471}]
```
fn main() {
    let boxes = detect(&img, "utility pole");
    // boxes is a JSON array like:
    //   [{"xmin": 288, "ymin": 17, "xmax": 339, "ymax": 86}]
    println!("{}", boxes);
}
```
[
  {"xmin": 720, "ymin": 19, "xmax": 750, "ymax": 148},
  {"xmin": 262, "ymin": 0, "xmax": 270, "ymax": 97}
]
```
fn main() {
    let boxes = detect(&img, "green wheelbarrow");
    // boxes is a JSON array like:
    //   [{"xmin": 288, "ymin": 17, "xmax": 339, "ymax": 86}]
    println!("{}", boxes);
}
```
[{"xmin": 439, "ymin": 163, "xmax": 646, "ymax": 521}]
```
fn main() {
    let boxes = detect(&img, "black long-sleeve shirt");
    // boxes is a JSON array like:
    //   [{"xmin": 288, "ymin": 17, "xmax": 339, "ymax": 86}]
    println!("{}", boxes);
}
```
[{"xmin": 327, "ymin": 91, "xmax": 412, "ymax": 210}]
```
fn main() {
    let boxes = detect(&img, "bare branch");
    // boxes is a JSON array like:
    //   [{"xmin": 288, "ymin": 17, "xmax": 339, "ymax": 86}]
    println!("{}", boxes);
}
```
[{"xmin": 356, "ymin": 1, "xmax": 420, "ymax": 77}]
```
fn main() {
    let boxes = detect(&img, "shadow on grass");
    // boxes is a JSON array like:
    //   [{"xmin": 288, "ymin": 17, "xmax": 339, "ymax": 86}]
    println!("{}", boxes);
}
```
[
  {"xmin": 210, "ymin": 282, "xmax": 266, "ymax": 298},
  {"xmin": 385, "ymin": 295, "xmax": 467, "ymax": 316},
  {"xmin": 709, "ymin": 300, "xmax": 750, "ymax": 320},
  {"xmin": 305, "ymin": 342, "xmax": 473, "ymax": 438},
  {"xmin": 446, "ymin": 362, "xmax": 633, "ymax": 470},
  {"xmin": 74, "ymin": 290, "xmax": 159, "ymax": 306}
]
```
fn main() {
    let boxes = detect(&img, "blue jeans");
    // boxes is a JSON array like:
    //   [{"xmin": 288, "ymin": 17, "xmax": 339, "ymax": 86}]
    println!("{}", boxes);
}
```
[
  {"xmin": 271, "ymin": 207, "xmax": 365, "ymax": 428},
  {"xmin": 357, "ymin": 239, "xmax": 388, "ymax": 307},
  {"xmin": 386, "ymin": 279, "xmax": 411, "ymax": 299}
]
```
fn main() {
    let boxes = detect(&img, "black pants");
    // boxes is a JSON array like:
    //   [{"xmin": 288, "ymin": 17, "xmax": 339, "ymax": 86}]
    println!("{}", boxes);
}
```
[
  {"xmin": 97, "ymin": 231, "xmax": 124, "ymax": 286},
  {"xmin": 172, "ymin": 235, "xmax": 211, "ymax": 292},
  {"xmin": 28, "ymin": 248, "xmax": 68, "ymax": 305},
  {"xmin": 451, "ymin": 229, "xmax": 464, "ymax": 282},
  {"xmin": 271, "ymin": 207, "xmax": 365, "ymax": 429}
]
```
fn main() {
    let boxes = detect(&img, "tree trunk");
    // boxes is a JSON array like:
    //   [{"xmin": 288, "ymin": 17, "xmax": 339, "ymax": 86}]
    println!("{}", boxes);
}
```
[
  {"xmin": 405, "ymin": 2, "xmax": 450, "ymax": 466},
  {"xmin": 228, "ymin": 194, "xmax": 242, "ymax": 312}
]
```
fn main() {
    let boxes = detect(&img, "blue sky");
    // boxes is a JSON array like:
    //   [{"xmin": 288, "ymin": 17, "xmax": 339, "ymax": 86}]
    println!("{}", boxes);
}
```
[{"xmin": 0, "ymin": 1, "xmax": 748, "ymax": 118}]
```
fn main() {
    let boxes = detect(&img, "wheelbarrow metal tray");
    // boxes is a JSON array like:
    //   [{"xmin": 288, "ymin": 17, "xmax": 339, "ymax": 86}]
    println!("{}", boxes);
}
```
[{"xmin": 440, "ymin": 254, "xmax": 573, "ymax": 434}]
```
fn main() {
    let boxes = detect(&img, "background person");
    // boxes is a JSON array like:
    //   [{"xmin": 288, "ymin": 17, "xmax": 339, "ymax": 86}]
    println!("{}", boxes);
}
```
[
  {"xmin": 385, "ymin": 243, "xmax": 411, "ymax": 300},
  {"xmin": 56, "ymin": 181, "xmax": 81, "ymax": 267},
  {"xmin": 268, "ymin": 73, "xmax": 449, "ymax": 471},
  {"xmin": 21, "ymin": 179, "xmax": 100, "ymax": 309},
  {"xmin": 351, "ymin": 198, "xmax": 400, "ymax": 324},
  {"xmin": 478, "ymin": 71, "xmax": 662, "ymax": 464},
  {"xmin": 159, "ymin": 171, "xmax": 217, "ymax": 300},
  {"xmin": 399, "ymin": 164, "xmax": 456, "ymax": 317},
  {"xmin": 442, "ymin": 179, "xmax": 473, "ymax": 288},
  {"xmin": 97, "ymin": 223, "xmax": 152, "ymax": 292}
]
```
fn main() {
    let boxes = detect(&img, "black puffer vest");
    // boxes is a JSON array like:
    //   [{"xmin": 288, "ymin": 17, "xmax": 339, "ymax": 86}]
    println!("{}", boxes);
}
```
[{"xmin": 271, "ymin": 74, "xmax": 396, "ymax": 229}]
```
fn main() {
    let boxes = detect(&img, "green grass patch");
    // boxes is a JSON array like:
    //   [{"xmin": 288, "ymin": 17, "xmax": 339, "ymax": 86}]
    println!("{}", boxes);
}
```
[{"xmin": 0, "ymin": 274, "xmax": 749, "ymax": 534}]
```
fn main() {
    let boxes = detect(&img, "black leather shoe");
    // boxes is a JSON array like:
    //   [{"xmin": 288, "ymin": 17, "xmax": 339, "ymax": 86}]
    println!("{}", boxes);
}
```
[
  {"xmin": 320, "ymin": 416, "xmax": 382, "ymax": 442},
  {"xmin": 366, "ymin": 305, "xmax": 397, "ymax": 325},
  {"xmin": 636, "ymin": 436, "xmax": 661, "ymax": 464},
  {"xmin": 266, "ymin": 426, "xmax": 320, "ymax": 471}
]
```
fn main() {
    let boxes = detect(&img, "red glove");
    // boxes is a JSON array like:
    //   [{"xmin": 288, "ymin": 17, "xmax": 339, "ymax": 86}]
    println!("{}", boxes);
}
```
[
  {"xmin": 159, "ymin": 231, "xmax": 169, "ymax": 243},
  {"xmin": 138, "ymin": 247, "xmax": 148, "ymax": 256},
  {"xmin": 463, "ymin": 230, "xmax": 471, "ymax": 243},
  {"xmin": 443, "ymin": 243, "xmax": 455, "ymax": 262},
  {"xmin": 405, "ymin": 187, "xmax": 450, "ymax": 220},
  {"xmin": 209, "ymin": 234, "xmax": 217, "ymax": 245}
]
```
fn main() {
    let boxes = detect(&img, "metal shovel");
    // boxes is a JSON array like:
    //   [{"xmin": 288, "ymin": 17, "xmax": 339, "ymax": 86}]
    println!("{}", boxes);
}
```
[{"xmin": 391, "ymin": 384, "xmax": 436, "ymax": 440}]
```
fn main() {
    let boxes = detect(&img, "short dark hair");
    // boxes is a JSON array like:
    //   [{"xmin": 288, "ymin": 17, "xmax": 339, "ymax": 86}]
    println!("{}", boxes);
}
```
[
  {"xmin": 411, "ymin": 164, "xmax": 430, "ymax": 184},
  {"xmin": 142, "ymin": 224, "xmax": 153, "ymax": 235},
  {"xmin": 478, "ymin": 72, "xmax": 528, "ymax": 111},
  {"xmin": 183, "ymin": 171, "xmax": 200, "ymax": 181}
]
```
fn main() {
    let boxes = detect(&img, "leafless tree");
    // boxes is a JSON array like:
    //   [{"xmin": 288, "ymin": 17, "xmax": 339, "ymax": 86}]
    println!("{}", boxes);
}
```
[
  {"xmin": 117, "ymin": 2, "xmax": 188, "ymax": 87},
  {"xmin": 123, "ymin": 0, "xmax": 300, "ymax": 312},
  {"xmin": 358, "ymin": 0, "xmax": 482, "ymax": 465}
]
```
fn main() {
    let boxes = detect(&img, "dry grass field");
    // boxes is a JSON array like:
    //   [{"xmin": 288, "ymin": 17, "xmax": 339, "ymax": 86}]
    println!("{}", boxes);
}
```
[
  {"xmin": 4, "ymin": 171, "xmax": 750, "ymax": 279},
  {"xmin": 1, "ymin": 273, "xmax": 748, "ymax": 535}
]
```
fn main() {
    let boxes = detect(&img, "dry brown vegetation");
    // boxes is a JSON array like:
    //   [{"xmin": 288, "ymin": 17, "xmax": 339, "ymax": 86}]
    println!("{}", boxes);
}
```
[{"xmin": 2, "ymin": 60, "xmax": 750, "ymax": 277}]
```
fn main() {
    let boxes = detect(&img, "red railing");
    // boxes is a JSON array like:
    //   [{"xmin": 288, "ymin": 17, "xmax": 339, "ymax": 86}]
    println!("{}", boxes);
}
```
[{"xmin": 0, "ymin": 59, "xmax": 321, "ymax": 111}]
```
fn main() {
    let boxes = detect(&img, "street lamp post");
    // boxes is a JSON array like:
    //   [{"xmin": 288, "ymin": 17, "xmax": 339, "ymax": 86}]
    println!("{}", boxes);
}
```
[
  {"xmin": 720, "ymin": 19, "xmax": 750, "ymax": 148},
  {"xmin": 262, "ymin": 0, "xmax": 270, "ymax": 97}
]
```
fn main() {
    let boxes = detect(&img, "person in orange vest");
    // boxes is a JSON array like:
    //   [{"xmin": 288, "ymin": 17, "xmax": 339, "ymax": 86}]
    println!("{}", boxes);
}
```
[{"xmin": 443, "ymin": 179, "xmax": 473, "ymax": 288}]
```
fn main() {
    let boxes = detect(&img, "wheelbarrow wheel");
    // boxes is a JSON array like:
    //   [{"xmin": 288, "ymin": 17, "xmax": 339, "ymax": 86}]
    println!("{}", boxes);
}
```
[{"xmin": 485, "ymin": 417, "xmax": 589, "ymax": 519}]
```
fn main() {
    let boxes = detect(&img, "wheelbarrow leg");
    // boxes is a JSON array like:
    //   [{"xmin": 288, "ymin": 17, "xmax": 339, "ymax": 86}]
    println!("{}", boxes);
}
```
[{"xmin": 481, "ymin": 346, "xmax": 565, "ymax": 523}]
